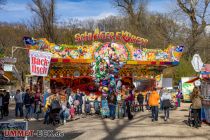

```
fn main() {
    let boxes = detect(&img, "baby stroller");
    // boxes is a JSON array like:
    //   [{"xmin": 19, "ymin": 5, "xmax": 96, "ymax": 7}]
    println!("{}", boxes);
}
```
[
  {"xmin": 188, "ymin": 104, "xmax": 194, "ymax": 126},
  {"xmin": 49, "ymin": 100, "xmax": 61, "ymax": 125},
  {"xmin": 188, "ymin": 104, "xmax": 201, "ymax": 128}
]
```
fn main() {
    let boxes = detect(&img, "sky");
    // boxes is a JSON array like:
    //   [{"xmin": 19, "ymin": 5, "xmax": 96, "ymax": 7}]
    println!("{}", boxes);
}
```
[{"xmin": 0, "ymin": 0, "xmax": 175, "ymax": 23}]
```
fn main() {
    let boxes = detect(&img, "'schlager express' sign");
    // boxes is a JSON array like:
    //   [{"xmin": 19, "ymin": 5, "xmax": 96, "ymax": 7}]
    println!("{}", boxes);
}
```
[
  {"xmin": 29, "ymin": 50, "xmax": 52, "ymax": 76},
  {"xmin": 75, "ymin": 30, "xmax": 148, "ymax": 45}
]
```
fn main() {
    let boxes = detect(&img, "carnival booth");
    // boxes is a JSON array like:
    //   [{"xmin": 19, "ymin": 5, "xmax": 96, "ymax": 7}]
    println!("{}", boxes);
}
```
[
  {"xmin": 24, "ymin": 30, "xmax": 184, "ymax": 96},
  {"xmin": 200, "ymin": 64, "xmax": 210, "ymax": 123}
]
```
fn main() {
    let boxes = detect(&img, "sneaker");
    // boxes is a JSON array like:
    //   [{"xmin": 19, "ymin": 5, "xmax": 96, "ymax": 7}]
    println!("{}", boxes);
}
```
[
  {"xmin": 30, "ymin": 118, "xmax": 36, "ymax": 121},
  {"xmin": 64, "ymin": 120, "xmax": 66, "ymax": 124}
]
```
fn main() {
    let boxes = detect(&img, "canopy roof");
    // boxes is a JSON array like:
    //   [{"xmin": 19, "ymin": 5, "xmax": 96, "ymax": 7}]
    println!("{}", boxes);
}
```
[{"xmin": 24, "ymin": 37, "xmax": 184, "ymax": 67}]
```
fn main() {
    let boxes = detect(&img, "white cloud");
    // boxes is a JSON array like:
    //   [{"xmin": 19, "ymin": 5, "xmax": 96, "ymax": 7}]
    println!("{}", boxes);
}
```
[
  {"xmin": 3, "ymin": 3, "xmax": 27, "ymax": 12},
  {"xmin": 76, "ymin": 12, "xmax": 116, "ymax": 20}
]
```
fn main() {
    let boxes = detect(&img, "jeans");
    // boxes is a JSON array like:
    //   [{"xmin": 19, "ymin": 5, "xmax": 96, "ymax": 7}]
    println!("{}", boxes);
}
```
[
  {"xmin": 164, "ymin": 107, "xmax": 170, "ymax": 119},
  {"xmin": 126, "ymin": 101, "xmax": 133, "ymax": 120},
  {"xmin": 0, "ymin": 106, "xmax": 3, "ymax": 119},
  {"xmin": 34, "ymin": 102, "xmax": 41, "ymax": 120},
  {"xmin": 109, "ymin": 104, "xmax": 116, "ymax": 119},
  {"xmin": 122, "ymin": 100, "xmax": 126, "ymax": 117},
  {"xmin": 77, "ymin": 104, "xmax": 82, "ymax": 115},
  {"xmin": 44, "ymin": 108, "xmax": 50, "ymax": 124},
  {"xmin": 15, "ymin": 103, "xmax": 23, "ymax": 117},
  {"xmin": 25, "ymin": 105, "xmax": 31, "ymax": 119},
  {"xmin": 60, "ymin": 111, "xmax": 70, "ymax": 121},
  {"xmin": 151, "ymin": 106, "xmax": 158, "ymax": 120},
  {"xmin": 177, "ymin": 98, "xmax": 181, "ymax": 107},
  {"xmin": 138, "ymin": 102, "xmax": 144, "ymax": 112}
]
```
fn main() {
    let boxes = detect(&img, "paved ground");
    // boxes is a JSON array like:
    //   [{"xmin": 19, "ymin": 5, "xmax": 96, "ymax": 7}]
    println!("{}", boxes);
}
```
[{"xmin": 1, "ymin": 102, "xmax": 210, "ymax": 140}]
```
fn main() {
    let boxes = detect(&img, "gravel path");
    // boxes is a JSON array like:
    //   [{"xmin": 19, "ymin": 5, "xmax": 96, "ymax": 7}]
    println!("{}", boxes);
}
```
[{"xmin": 2, "ymin": 102, "xmax": 210, "ymax": 140}]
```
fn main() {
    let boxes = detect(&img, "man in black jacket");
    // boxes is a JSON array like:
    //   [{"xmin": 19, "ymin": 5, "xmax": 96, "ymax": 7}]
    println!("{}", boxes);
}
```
[
  {"xmin": 137, "ymin": 92, "xmax": 144, "ymax": 112},
  {"xmin": 3, "ymin": 90, "xmax": 10, "ymax": 116},
  {"xmin": 23, "ymin": 89, "xmax": 31, "ymax": 120}
]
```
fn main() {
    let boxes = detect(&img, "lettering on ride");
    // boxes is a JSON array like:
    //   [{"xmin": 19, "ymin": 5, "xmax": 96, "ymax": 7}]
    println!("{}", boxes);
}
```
[{"xmin": 75, "ymin": 30, "xmax": 148, "ymax": 46}]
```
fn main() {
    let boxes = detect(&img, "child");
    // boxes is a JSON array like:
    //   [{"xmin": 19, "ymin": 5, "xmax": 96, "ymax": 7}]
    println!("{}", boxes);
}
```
[
  {"xmin": 69, "ymin": 105, "xmax": 75, "ymax": 120},
  {"xmin": 60, "ymin": 102, "xmax": 69, "ymax": 125}
]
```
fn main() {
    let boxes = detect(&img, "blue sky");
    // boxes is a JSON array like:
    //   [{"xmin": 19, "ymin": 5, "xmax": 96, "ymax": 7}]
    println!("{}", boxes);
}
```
[{"xmin": 0, "ymin": 0, "xmax": 175, "ymax": 23}]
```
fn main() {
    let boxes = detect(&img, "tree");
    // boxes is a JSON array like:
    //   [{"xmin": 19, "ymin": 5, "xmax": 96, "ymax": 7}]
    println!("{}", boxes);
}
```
[
  {"xmin": 177, "ymin": 0, "xmax": 210, "ymax": 56},
  {"xmin": 113, "ymin": 0, "xmax": 148, "ymax": 36},
  {"xmin": 29, "ymin": 0, "xmax": 56, "ymax": 42}
]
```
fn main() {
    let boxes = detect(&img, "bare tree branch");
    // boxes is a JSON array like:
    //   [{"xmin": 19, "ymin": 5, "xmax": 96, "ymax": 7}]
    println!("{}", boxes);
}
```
[
  {"xmin": 176, "ymin": 0, "xmax": 210, "ymax": 56},
  {"xmin": 29, "ymin": 0, "xmax": 56, "ymax": 42}
]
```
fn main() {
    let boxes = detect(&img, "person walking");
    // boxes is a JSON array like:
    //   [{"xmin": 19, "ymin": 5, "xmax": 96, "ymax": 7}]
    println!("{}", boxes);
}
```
[
  {"xmin": 145, "ymin": 91, "xmax": 151, "ymax": 110},
  {"xmin": 14, "ymin": 89, "xmax": 24, "ymax": 117},
  {"xmin": 161, "ymin": 89, "xmax": 172, "ymax": 121},
  {"xmin": 66, "ymin": 86, "xmax": 72, "ymax": 100},
  {"xmin": 137, "ymin": 92, "xmax": 144, "ymax": 112},
  {"xmin": 176, "ymin": 90, "xmax": 182, "ymax": 107},
  {"xmin": 125, "ymin": 88, "xmax": 134, "ymax": 120},
  {"xmin": 0, "ymin": 92, "xmax": 4, "ymax": 119},
  {"xmin": 75, "ymin": 89, "xmax": 84, "ymax": 115},
  {"xmin": 68, "ymin": 94, "xmax": 75, "ymax": 106},
  {"xmin": 3, "ymin": 90, "xmax": 10, "ymax": 116},
  {"xmin": 107, "ymin": 93, "xmax": 117, "ymax": 120},
  {"xmin": 34, "ymin": 89, "xmax": 42, "ymax": 120},
  {"xmin": 149, "ymin": 88, "xmax": 160, "ymax": 122},
  {"xmin": 30, "ymin": 92, "xmax": 35, "ymax": 119},
  {"xmin": 159, "ymin": 88, "xmax": 164, "ymax": 110},
  {"xmin": 190, "ymin": 87, "xmax": 203, "ymax": 128},
  {"xmin": 60, "ymin": 101, "xmax": 69, "ymax": 125},
  {"xmin": 23, "ymin": 89, "xmax": 31, "ymax": 120}
]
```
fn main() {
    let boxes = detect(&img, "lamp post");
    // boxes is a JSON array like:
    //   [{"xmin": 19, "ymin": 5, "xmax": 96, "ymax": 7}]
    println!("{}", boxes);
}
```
[{"xmin": 12, "ymin": 46, "xmax": 28, "ymax": 58}]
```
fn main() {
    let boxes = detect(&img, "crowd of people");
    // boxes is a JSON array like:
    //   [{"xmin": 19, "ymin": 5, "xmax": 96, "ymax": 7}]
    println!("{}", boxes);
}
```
[{"xmin": 1, "ymin": 85, "xmax": 204, "ymax": 128}]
